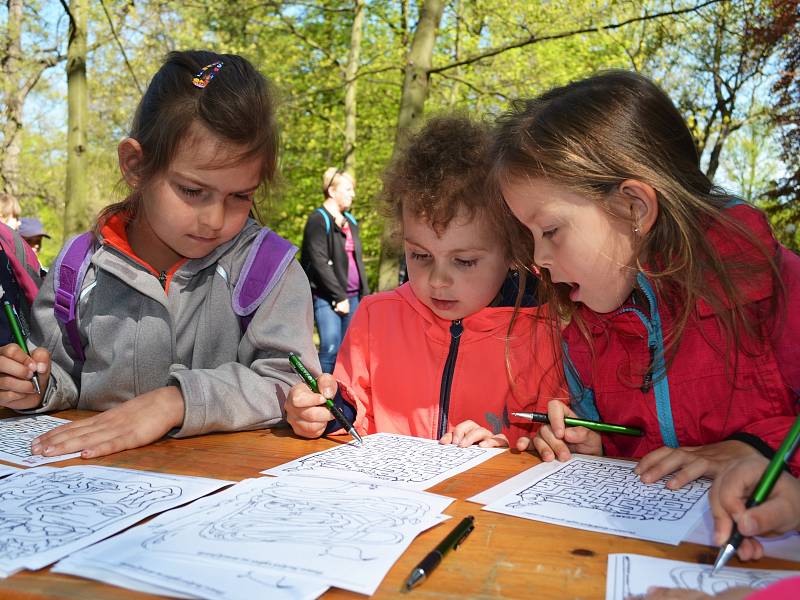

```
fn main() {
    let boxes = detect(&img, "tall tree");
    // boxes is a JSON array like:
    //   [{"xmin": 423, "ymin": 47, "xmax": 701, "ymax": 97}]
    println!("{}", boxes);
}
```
[
  {"xmin": 343, "ymin": 0, "xmax": 365, "ymax": 177},
  {"xmin": 0, "ymin": 0, "xmax": 23, "ymax": 199},
  {"xmin": 378, "ymin": 0, "xmax": 445, "ymax": 290},
  {"xmin": 62, "ymin": 0, "xmax": 89, "ymax": 237}
]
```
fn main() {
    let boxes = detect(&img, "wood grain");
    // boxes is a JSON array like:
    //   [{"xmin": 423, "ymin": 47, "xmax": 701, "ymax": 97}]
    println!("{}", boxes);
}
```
[{"xmin": 0, "ymin": 409, "xmax": 796, "ymax": 599}]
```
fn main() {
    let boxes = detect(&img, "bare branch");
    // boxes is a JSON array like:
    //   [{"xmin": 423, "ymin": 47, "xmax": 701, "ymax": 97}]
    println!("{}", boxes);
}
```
[
  {"xmin": 98, "ymin": 0, "xmax": 142, "ymax": 94},
  {"xmin": 429, "ymin": 0, "xmax": 727, "ymax": 75}
]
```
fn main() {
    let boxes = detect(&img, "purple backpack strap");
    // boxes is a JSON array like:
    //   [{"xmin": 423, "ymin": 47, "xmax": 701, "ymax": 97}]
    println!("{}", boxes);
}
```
[
  {"xmin": 233, "ymin": 228, "xmax": 298, "ymax": 331},
  {"xmin": 53, "ymin": 232, "xmax": 96, "ymax": 361}
]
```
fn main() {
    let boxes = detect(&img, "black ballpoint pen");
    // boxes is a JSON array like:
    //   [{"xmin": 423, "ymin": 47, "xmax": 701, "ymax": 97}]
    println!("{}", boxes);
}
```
[
  {"xmin": 404, "ymin": 515, "xmax": 475, "ymax": 591},
  {"xmin": 288, "ymin": 352, "xmax": 363, "ymax": 446}
]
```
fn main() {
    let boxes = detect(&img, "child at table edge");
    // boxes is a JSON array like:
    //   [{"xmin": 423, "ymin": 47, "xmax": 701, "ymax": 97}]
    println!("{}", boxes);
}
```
[{"xmin": 286, "ymin": 115, "xmax": 566, "ymax": 448}]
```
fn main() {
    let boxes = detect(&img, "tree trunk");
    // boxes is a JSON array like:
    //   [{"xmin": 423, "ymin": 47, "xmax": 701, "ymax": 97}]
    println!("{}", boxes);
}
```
[
  {"xmin": 1, "ymin": 0, "xmax": 24, "ymax": 199},
  {"xmin": 343, "ymin": 0, "xmax": 365, "ymax": 178},
  {"xmin": 63, "ymin": 0, "xmax": 89, "ymax": 237},
  {"xmin": 377, "ymin": 0, "xmax": 445, "ymax": 290}
]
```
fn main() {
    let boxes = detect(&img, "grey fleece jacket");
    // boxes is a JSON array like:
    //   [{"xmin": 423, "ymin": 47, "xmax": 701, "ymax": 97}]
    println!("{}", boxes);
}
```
[{"xmin": 28, "ymin": 219, "xmax": 320, "ymax": 437}]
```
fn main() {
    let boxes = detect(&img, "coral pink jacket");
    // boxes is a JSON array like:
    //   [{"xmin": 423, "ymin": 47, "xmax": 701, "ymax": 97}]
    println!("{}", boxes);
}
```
[{"xmin": 332, "ymin": 282, "xmax": 565, "ymax": 445}]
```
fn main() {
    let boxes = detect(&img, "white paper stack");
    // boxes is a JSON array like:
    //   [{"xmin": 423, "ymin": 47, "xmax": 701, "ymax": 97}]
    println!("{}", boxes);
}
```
[
  {"xmin": 0, "ymin": 465, "xmax": 231, "ymax": 578},
  {"xmin": 606, "ymin": 553, "xmax": 800, "ymax": 599},
  {"xmin": 55, "ymin": 474, "xmax": 455, "ymax": 599},
  {"xmin": 263, "ymin": 432, "xmax": 505, "ymax": 490},
  {"xmin": 470, "ymin": 454, "xmax": 711, "ymax": 545}
]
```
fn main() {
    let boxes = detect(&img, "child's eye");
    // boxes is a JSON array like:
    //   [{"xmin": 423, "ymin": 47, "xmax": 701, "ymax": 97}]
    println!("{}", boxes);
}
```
[
  {"xmin": 233, "ymin": 193, "xmax": 254, "ymax": 202},
  {"xmin": 542, "ymin": 227, "xmax": 558, "ymax": 239},
  {"xmin": 410, "ymin": 252, "xmax": 430, "ymax": 261},
  {"xmin": 179, "ymin": 186, "xmax": 202, "ymax": 198},
  {"xmin": 455, "ymin": 258, "xmax": 478, "ymax": 268}
]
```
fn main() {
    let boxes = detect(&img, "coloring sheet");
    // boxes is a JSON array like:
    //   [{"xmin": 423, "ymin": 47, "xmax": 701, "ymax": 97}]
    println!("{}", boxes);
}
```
[
  {"xmin": 606, "ymin": 554, "xmax": 800, "ymax": 599},
  {"xmin": 56, "ymin": 534, "xmax": 328, "ymax": 600},
  {"xmin": 478, "ymin": 455, "xmax": 710, "ymax": 545},
  {"xmin": 57, "ymin": 474, "xmax": 453, "ymax": 596},
  {"xmin": 683, "ymin": 502, "xmax": 800, "ymax": 563},
  {"xmin": 262, "ymin": 432, "xmax": 505, "ymax": 490},
  {"xmin": 0, "ymin": 415, "xmax": 81, "ymax": 466},
  {"xmin": 0, "ymin": 464, "xmax": 19, "ymax": 478},
  {"xmin": 0, "ymin": 465, "xmax": 231, "ymax": 577}
]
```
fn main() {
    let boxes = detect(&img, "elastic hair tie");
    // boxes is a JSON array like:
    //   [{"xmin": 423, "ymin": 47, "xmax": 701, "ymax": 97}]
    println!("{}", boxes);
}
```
[{"xmin": 192, "ymin": 61, "xmax": 223, "ymax": 89}]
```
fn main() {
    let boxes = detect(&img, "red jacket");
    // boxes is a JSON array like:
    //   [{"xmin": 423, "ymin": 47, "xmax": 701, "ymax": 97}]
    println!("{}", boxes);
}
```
[
  {"xmin": 563, "ymin": 204, "xmax": 800, "ymax": 475},
  {"xmin": 332, "ymin": 282, "xmax": 565, "ymax": 445}
]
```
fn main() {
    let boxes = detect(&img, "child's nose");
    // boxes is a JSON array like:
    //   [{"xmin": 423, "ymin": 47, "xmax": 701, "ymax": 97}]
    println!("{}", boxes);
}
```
[
  {"xmin": 534, "ymin": 243, "xmax": 552, "ymax": 269},
  {"xmin": 199, "ymin": 200, "xmax": 225, "ymax": 231},
  {"xmin": 428, "ymin": 263, "xmax": 452, "ymax": 288}
]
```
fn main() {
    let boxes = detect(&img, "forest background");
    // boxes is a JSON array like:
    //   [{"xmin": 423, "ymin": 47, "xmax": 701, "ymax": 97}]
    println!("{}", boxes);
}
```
[{"xmin": 1, "ymin": 0, "xmax": 798, "ymax": 289}]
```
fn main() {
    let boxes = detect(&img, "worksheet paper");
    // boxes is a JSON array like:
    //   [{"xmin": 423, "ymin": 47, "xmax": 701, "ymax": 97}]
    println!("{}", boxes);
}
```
[
  {"xmin": 473, "ymin": 455, "xmax": 710, "ymax": 545},
  {"xmin": 0, "ymin": 465, "xmax": 231, "ymax": 577},
  {"xmin": 0, "ymin": 464, "xmax": 19, "ymax": 478},
  {"xmin": 262, "ymin": 432, "xmax": 505, "ymax": 490},
  {"xmin": 606, "ymin": 553, "xmax": 800, "ymax": 599},
  {"xmin": 0, "ymin": 415, "xmax": 81, "ymax": 466},
  {"xmin": 57, "ymin": 474, "xmax": 453, "ymax": 596},
  {"xmin": 683, "ymin": 504, "xmax": 800, "ymax": 563}
]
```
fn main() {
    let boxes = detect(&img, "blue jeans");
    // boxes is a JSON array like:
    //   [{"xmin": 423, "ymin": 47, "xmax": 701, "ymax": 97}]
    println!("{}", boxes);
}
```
[{"xmin": 314, "ymin": 293, "xmax": 360, "ymax": 373}]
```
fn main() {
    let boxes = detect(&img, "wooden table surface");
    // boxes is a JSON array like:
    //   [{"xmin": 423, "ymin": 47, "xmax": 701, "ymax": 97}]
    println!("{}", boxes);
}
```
[{"xmin": 0, "ymin": 409, "xmax": 797, "ymax": 600}]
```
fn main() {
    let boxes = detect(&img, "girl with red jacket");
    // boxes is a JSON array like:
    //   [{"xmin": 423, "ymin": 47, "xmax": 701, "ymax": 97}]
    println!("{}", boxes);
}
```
[
  {"xmin": 494, "ymin": 71, "xmax": 800, "ymax": 487},
  {"xmin": 286, "ymin": 116, "xmax": 565, "ymax": 448}
]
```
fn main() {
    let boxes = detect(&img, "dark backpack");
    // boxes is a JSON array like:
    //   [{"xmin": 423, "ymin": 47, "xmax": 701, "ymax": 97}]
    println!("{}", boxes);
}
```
[{"xmin": 0, "ymin": 224, "xmax": 43, "ymax": 345}]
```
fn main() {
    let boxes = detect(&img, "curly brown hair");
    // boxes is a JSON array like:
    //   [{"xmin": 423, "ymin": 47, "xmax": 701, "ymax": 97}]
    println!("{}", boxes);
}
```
[{"xmin": 381, "ymin": 115, "xmax": 532, "ymax": 265}]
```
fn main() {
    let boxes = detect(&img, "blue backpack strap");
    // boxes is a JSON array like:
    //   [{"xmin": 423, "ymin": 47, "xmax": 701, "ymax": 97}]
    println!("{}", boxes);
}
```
[
  {"xmin": 316, "ymin": 207, "xmax": 331, "ymax": 233},
  {"xmin": 561, "ymin": 340, "xmax": 601, "ymax": 421},
  {"xmin": 53, "ymin": 232, "xmax": 96, "ymax": 361},
  {"xmin": 233, "ymin": 228, "xmax": 298, "ymax": 331},
  {"xmin": 343, "ymin": 211, "xmax": 357, "ymax": 226}
]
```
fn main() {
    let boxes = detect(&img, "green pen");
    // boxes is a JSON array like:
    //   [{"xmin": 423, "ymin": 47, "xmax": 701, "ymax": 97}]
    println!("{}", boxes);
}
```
[
  {"xmin": 2, "ymin": 300, "xmax": 41, "ymax": 395},
  {"xmin": 288, "ymin": 353, "xmax": 363, "ymax": 446},
  {"xmin": 712, "ymin": 412, "xmax": 800, "ymax": 573},
  {"xmin": 511, "ymin": 411, "xmax": 643, "ymax": 436}
]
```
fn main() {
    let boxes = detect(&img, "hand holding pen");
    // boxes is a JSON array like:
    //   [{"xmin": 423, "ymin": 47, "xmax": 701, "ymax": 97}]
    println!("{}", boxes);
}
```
[
  {"xmin": 287, "ymin": 353, "xmax": 363, "ymax": 446},
  {"xmin": 527, "ymin": 399, "xmax": 604, "ymax": 462},
  {"xmin": 712, "ymin": 413, "xmax": 800, "ymax": 572},
  {"xmin": 0, "ymin": 305, "xmax": 50, "ymax": 410}
]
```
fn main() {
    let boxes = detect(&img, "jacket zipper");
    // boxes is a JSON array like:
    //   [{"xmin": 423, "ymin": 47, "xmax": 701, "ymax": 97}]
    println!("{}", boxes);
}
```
[
  {"xmin": 437, "ymin": 320, "xmax": 463, "ymax": 439},
  {"xmin": 158, "ymin": 271, "xmax": 167, "ymax": 290},
  {"xmin": 641, "ymin": 343, "xmax": 656, "ymax": 392}
]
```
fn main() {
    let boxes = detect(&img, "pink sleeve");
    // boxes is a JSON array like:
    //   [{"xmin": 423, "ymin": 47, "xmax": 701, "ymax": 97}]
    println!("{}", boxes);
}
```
[
  {"xmin": 332, "ymin": 300, "xmax": 374, "ymax": 435},
  {"xmin": 745, "ymin": 576, "xmax": 800, "ymax": 600}
]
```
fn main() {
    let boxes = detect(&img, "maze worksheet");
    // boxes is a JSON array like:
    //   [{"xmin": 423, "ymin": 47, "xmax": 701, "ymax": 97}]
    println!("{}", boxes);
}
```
[
  {"xmin": 0, "ymin": 465, "xmax": 230, "ymax": 577},
  {"xmin": 56, "ymin": 474, "xmax": 453, "ymax": 596},
  {"xmin": 478, "ymin": 455, "xmax": 710, "ymax": 544},
  {"xmin": 262, "ymin": 433, "xmax": 504, "ymax": 490},
  {"xmin": 0, "ymin": 415, "xmax": 81, "ymax": 466},
  {"xmin": 606, "ymin": 554, "xmax": 800, "ymax": 599}
]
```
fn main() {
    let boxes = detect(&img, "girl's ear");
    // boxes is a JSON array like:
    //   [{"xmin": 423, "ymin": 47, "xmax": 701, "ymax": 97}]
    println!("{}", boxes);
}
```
[
  {"xmin": 118, "ymin": 138, "xmax": 144, "ymax": 188},
  {"xmin": 618, "ymin": 179, "xmax": 658, "ymax": 235}
]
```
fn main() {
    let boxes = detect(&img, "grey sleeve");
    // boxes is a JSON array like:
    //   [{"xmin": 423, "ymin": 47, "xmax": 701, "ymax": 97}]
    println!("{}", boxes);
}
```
[
  {"xmin": 25, "ymin": 267, "xmax": 81, "ymax": 412},
  {"xmin": 169, "ymin": 260, "xmax": 320, "ymax": 437}
]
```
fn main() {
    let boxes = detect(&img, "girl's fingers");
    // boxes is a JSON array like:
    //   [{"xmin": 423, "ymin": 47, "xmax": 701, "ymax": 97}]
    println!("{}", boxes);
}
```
[
  {"xmin": 634, "ymin": 446, "xmax": 672, "ymax": 476},
  {"xmin": 460, "ymin": 426, "xmax": 491, "ymax": 447},
  {"xmin": 438, "ymin": 432, "xmax": 453, "ymax": 445},
  {"xmin": 535, "ymin": 425, "xmax": 571, "ymax": 461},
  {"xmin": 546, "ymin": 400, "xmax": 568, "ymax": 438}
]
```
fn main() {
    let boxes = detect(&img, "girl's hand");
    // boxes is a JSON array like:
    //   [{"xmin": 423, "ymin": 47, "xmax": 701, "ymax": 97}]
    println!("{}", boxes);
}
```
[
  {"xmin": 334, "ymin": 299, "xmax": 350, "ymax": 315},
  {"xmin": 710, "ymin": 455, "xmax": 800, "ymax": 562},
  {"xmin": 532, "ymin": 399, "xmax": 602, "ymax": 461},
  {"xmin": 635, "ymin": 440, "xmax": 759, "ymax": 490},
  {"xmin": 30, "ymin": 386, "xmax": 185, "ymax": 459},
  {"xmin": 440, "ymin": 420, "xmax": 508, "ymax": 448},
  {"xmin": 0, "ymin": 344, "xmax": 50, "ymax": 410},
  {"xmin": 285, "ymin": 374, "xmax": 337, "ymax": 439}
]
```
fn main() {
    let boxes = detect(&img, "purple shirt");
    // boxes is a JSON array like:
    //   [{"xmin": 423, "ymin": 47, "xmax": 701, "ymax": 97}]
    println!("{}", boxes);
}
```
[{"xmin": 343, "ymin": 221, "xmax": 360, "ymax": 294}]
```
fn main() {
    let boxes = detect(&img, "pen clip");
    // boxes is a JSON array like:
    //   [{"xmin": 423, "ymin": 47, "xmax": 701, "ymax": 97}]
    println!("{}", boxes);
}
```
[{"xmin": 453, "ymin": 522, "xmax": 474, "ymax": 550}]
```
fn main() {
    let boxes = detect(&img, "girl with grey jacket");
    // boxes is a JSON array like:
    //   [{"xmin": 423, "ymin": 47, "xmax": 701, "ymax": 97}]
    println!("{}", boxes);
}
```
[{"xmin": 0, "ymin": 51, "xmax": 319, "ymax": 459}]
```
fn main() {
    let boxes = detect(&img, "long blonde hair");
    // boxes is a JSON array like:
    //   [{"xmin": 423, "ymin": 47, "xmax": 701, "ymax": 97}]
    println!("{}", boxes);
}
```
[{"xmin": 491, "ymin": 70, "xmax": 782, "ymax": 377}]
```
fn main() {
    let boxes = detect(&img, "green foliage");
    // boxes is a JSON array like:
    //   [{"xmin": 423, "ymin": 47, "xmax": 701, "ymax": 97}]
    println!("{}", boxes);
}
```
[{"xmin": 2, "ymin": 0, "xmax": 795, "ymax": 281}]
